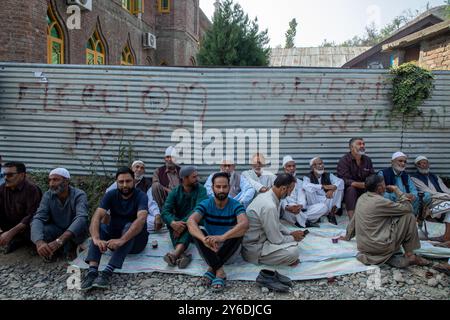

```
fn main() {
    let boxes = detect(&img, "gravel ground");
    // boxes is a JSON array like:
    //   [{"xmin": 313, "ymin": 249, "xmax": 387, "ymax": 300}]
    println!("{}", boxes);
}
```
[{"xmin": 0, "ymin": 246, "xmax": 448, "ymax": 300}]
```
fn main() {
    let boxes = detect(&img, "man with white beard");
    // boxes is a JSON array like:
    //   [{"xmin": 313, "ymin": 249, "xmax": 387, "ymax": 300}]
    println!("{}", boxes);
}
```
[
  {"xmin": 378, "ymin": 152, "xmax": 420, "ymax": 215},
  {"xmin": 242, "ymin": 153, "xmax": 276, "ymax": 196},
  {"xmin": 411, "ymin": 155, "xmax": 450, "ymax": 243},
  {"xmin": 303, "ymin": 157, "xmax": 344, "ymax": 225},
  {"xmin": 204, "ymin": 158, "xmax": 255, "ymax": 208},
  {"xmin": 280, "ymin": 156, "xmax": 327, "ymax": 228}
]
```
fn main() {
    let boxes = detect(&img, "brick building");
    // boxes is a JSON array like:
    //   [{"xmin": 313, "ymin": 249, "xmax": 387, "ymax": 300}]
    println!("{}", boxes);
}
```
[
  {"xmin": 382, "ymin": 20, "xmax": 450, "ymax": 71},
  {"xmin": 0, "ymin": 0, "xmax": 211, "ymax": 66}
]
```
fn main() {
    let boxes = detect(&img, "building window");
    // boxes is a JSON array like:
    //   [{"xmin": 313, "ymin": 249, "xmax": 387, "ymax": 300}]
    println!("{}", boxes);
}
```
[
  {"xmin": 121, "ymin": 44, "xmax": 135, "ymax": 65},
  {"xmin": 47, "ymin": 6, "xmax": 64, "ymax": 64},
  {"xmin": 122, "ymin": 0, "xmax": 144, "ymax": 14},
  {"xmin": 158, "ymin": 0, "xmax": 170, "ymax": 13},
  {"xmin": 86, "ymin": 30, "xmax": 105, "ymax": 65}
]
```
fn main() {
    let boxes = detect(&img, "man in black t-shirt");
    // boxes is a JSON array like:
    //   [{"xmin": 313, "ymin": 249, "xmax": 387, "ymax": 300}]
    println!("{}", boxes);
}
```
[{"xmin": 81, "ymin": 167, "xmax": 149, "ymax": 291}]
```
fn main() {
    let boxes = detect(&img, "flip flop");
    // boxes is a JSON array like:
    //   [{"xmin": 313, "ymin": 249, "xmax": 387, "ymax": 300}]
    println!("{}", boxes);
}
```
[
  {"xmin": 176, "ymin": 253, "xmax": 192, "ymax": 269},
  {"xmin": 211, "ymin": 277, "xmax": 226, "ymax": 292},
  {"xmin": 201, "ymin": 271, "xmax": 216, "ymax": 286}
]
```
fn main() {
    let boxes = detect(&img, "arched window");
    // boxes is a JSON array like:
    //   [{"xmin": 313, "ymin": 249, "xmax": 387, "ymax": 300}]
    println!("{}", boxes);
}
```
[
  {"xmin": 121, "ymin": 44, "xmax": 135, "ymax": 65},
  {"xmin": 47, "ymin": 6, "xmax": 64, "ymax": 64},
  {"xmin": 86, "ymin": 30, "xmax": 105, "ymax": 65}
]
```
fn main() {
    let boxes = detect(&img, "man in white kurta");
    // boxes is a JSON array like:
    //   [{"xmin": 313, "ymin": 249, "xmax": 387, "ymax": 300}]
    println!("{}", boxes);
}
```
[
  {"xmin": 242, "ymin": 153, "xmax": 276, "ymax": 196},
  {"xmin": 204, "ymin": 158, "xmax": 255, "ymax": 208},
  {"xmin": 303, "ymin": 157, "xmax": 344, "ymax": 225},
  {"xmin": 242, "ymin": 174, "xmax": 306, "ymax": 266},
  {"xmin": 411, "ymin": 155, "xmax": 450, "ymax": 243},
  {"xmin": 280, "ymin": 156, "xmax": 327, "ymax": 228}
]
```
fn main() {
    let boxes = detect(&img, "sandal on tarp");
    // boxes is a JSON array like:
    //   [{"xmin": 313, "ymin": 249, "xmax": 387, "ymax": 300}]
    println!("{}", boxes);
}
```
[
  {"xmin": 177, "ymin": 253, "xmax": 192, "ymax": 269},
  {"xmin": 211, "ymin": 277, "xmax": 226, "ymax": 292},
  {"xmin": 201, "ymin": 271, "xmax": 216, "ymax": 286},
  {"xmin": 163, "ymin": 253, "xmax": 177, "ymax": 267}
]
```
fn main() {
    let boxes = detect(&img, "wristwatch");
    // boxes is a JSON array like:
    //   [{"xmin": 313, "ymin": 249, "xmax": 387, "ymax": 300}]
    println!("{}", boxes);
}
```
[{"xmin": 56, "ymin": 238, "xmax": 64, "ymax": 246}]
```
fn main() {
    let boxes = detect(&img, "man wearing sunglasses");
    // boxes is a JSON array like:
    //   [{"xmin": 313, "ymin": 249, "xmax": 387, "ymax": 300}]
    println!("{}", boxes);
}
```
[{"xmin": 0, "ymin": 162, "xmax": 42, "ymax": 254}]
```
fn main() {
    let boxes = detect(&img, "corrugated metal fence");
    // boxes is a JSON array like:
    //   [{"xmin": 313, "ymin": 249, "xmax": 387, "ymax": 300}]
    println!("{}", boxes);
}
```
[{"xmin": 1, "ymin": 63, "xmax": 449, "ymax": 179}]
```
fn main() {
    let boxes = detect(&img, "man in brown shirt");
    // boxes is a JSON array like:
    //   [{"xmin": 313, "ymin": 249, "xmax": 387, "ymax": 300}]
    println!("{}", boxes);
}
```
[
  {"xmin": 336, "ymin": 138, "xmax": 374, "ymax": 220},
  {"xmin": 152, "ymin": 146, "xmax": 181, "ymax": 209},
  {"xmin": 0, "ymin": 162, "xmax": 42, "ymax": 254}
]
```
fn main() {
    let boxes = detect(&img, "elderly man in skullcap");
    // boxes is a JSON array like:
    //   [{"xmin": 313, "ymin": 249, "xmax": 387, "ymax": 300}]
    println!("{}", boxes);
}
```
[
  {"xmin": 152, "ymin": 146, "xmax": 182, "ymax": 210},
  {"xmin": 303, "ymin": 157, "xmax": 344, "ymax": 225},
  {"xmin": 377, "ymin": 152, "xmax": 420, "ymax": 215},
  {"xmin": 411, "ymin": 155, "xmax": 450, "ymax": 243},
  {"xmin": 161, "ymin": 166, "xmax": 208, "ymax": 269},
  {"xmin": 31, "ymin": 168, "xmax": 88, "ymax": 261}
]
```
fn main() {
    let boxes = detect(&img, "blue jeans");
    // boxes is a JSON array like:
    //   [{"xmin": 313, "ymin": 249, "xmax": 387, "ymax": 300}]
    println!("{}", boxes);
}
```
[{"xmin": 85, "ymin": 222, "xmax": 148, "ymax": 269}]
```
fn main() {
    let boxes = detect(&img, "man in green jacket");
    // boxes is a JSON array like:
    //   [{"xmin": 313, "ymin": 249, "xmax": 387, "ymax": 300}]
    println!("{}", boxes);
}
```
[{"xmin": 161, "ymin": 166, "xmax": 207, "ymax": 269}]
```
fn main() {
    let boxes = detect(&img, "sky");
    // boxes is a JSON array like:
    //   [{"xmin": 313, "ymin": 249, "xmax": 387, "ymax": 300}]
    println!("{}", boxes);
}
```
[{"xmin": 199, "ymin": 0, "xmax": 447, "ymax": 47}]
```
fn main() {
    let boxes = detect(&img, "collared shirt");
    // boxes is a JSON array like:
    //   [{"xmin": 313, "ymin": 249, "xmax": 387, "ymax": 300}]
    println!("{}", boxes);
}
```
[
  {"xmin": 30, "ymin": 186, "xmax": 88, "ymax": 243},
  {"xmin": 336, "ymin": 152, "xmax": 374, "ymax": 188},
  {"xmin": 0, "ymin": 179, "xmax": 42, "ymax": 227}
]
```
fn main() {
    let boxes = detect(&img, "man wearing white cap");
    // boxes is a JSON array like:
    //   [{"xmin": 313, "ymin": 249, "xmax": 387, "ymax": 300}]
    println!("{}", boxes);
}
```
[
  {"xmin": 280, "ymin": 156, "xmax": 328, "ymax": 228},
  {"xmin": 303, "ymin": 157, "xmax": 344, "ymax": 225},
  {"xmin": 106, "ymin": 161, "xmax": 162, "ymax": 232},
  {"xmin": 152, "ymin": 146, "xmax": 181, "ymax": 210},
  {"xmin": 378, "ymin": 152, "xmax": 420, "ymax": 215},
  {"xmin": 242, "ymin": 153, "xmax": 276, "ymax": 196},
  {"xmin": 31, "ymin": 168, "xmax": 89, "ymax": 261},
  {"xmin": 204, "ymin": 158, "xmax": 255, "ymax": 208},
  {"xmin": 411, "ymin": 155, "xmax": 450, "ymax": 243}
]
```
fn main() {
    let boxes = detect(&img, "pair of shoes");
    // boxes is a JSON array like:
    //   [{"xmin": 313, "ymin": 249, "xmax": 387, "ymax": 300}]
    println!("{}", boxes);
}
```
[
  {"xmin": 386, "ymin": 255, "xmax": 409, "ymax": 268},
  {"xmin": 81, "ymin": 272, "xmax": 111, "ymax": 291},
  {"xmin": 177, "ymin": 253, "xmax": 192, "ymax": 269},
  {"xmin": 256, "ymin": 269, "xmax": 292, "ymax": 293},
  {"xmin": 164, "ymin": 252, "xmax": 177, "ymax": 267},
  {"xmin": 327, "ymin": 214, "xmax": 338, "ymax": 225},
  {"xmin": 305, "ymin": 221, "xmax": 320, "ymax": 228},
  {"xmin": 201, "ymin": 271, "xmax": 216, "ymax": 286},
  {"xmin": 211, "ymin": 277, "xmax": 226, "ymax": 292}
]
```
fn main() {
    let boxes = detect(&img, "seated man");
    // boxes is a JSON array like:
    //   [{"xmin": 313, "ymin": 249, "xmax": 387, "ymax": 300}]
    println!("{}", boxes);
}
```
[
  {"xmin": 152, "ymin": 146, "xmax": 181, "ymax": 210},
  {"xmin": 204, "ymin": 158, "xmax": 255, "ymax": 208},
  {"xmin": 280, "ymin": 156, "xmax": 328, "ymax": 228},
  {"xmin": 303, "ymin": 157, "xmax": 344, "ymax": 225},
  {"xmin": 341, "ymin": 175, "xmax": 430, "ymax": 268},
  {"xmin": 106, "ymin": 160, "xmax": 162, "ymax": 232},
  {"xmin": 161, "ymin": 166, "xmax": 207, "ymax": 268},
  {"xmin": 81, "ymin": 167, "xmax": 149, "ymax": 291},
  {"xmin": 31, "ymin": 168, "xmax": 88, "ymax": 261},
  {"xmin": 337, "ymin": 137, "xmax": 374, "ymax": 220},
  {"xmin": 411, "ymin": 155, "xmax": 450, "ymax": 242},
  {"xmin": 0, "ymin": 162, "xmax": 42, "ymax": 253},
  {"xmin": 378, "ymin": 152, "xmax": 420, "ymax": 215},
  {"xmin": 242, "ymin": 173, "xmax": 306, "ymax": 266},
  {"xmin": 187, "ymin": 172, "xmax": 249, "ymax": 292},
  {"xmin": 242, "ymin": 153, "xmax": 276, "ymax": 195}
]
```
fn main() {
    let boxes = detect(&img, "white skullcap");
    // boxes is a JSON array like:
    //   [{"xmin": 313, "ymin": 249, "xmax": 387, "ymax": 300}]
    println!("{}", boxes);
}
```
[
  {"xmin": 221, "ymin": 156, "xmax": 235, "ymax": 165},
  {"xmin": 165, "ymin": 146, "xmax": 177, "ymax": 157},
  {"xmin": 49, "ymin": 168, "xmax": 70, "ymax": 179},
  {"xmin": 414, "ymin": 155, "xmax": 428, "ymax": 165},
  {"xmin": 309, "ymin": 157, "xmax": 320, "ymax": 166},
  {"xmin": 392, "ymin": 151, "xmax": 407, "ymax": 160},
  {"xmin": 282, "ymin": 155, "xmax": 295, "ymax": 167},
  {"xmin": 131, "ymin": 160, "xmax": 145, "ymax": 168}
]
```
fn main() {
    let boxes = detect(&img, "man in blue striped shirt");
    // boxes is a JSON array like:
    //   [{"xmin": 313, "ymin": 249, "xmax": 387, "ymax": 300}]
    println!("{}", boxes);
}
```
[{"xmin": 187, "ymin": 172, "xmax": 249, "ymax": 292}]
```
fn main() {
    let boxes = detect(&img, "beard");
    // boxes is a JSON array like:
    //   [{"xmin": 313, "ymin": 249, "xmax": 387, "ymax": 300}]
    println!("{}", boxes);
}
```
[
  {"xmin": 357, "ymin": 150, "xmax": 366, "ymax": 156},
  {"xmin": 134, "ymin": 173, "xmax": 144, "ymax": 181},
  {"xmin": 118, "ymin": 186, "xmax": 134, "ymax": 196},
  {"xmin": 314, "ymin": 169, "xmax": 324, "ymax": 176},
  {"xmin": 50, "ymin": 183, "xmax": 65, "ymax": 195},
  {"xmin": 165, "ymin": 162, "xmax": 176, "ymax": 170},
  {"xmin": 214, "ymin": 192, "xmax": 229, "ymax": 201},
  {"xmin": 418, "ymin": 168, "xmax": 429, "ymax": 175},
  {"xmin": 393, "ymin": 164, "xmax": 405, "ymax": 173}
]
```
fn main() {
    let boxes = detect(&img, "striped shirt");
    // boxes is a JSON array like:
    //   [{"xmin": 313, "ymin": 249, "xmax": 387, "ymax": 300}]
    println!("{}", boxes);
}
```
[{"xmin": 194, "ymin": 197, "xmax": 245, "ymax": 236}]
